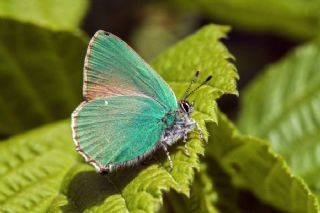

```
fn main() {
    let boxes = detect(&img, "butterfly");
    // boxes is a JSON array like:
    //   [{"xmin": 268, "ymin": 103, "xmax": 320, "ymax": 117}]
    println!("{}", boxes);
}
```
[{"xmin": 71, "ymin": 31, "xmax": 212, "ymax": 175}]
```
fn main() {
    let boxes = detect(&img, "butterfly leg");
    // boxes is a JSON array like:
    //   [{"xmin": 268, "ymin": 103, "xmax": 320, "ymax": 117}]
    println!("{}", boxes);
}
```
[
  {"xmin": 161, "ymin": 143, "xmax": 173, "ymax": 170},
  {"xmin": 196, "ymin": 122, "xmax": 205, "ymax": 142},
  {"xmin": 183, "ymin": 132, "xmax": 190, "ymax": 157}
]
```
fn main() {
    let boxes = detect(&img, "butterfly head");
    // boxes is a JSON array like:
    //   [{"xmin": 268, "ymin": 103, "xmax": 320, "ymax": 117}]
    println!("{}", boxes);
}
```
[
  {"xmin": 179, "ymin": 71, "xmax": 212, "ymax": 115},
  {"xmin": 179, "ymin": 100, "xmax": 194, "ymax": 115}
]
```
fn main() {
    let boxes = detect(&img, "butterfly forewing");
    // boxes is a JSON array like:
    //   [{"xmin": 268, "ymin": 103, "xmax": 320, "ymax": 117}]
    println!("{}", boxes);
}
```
[
  {"xmin": 72, "ymin": 96, "xmax": 169, "ymax": 170},
  {"xmin": 84, "ymin": 31, "xmax": 177, "ymax": 112}
]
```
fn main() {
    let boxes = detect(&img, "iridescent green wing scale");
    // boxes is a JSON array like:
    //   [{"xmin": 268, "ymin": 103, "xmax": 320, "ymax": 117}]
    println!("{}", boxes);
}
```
[
  {"xmin": 72, "ymin": 96, "xmax": 173, "ymax": 171},
  {"xmin": 83, "ymin": 30, "xmax": 177, "ymax": 112}
]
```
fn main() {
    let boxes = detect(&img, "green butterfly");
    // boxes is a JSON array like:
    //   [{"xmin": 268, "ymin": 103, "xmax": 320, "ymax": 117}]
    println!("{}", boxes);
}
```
[{"xmin": 71, "ymin": 31, "xmax": 211, "ymax": 174}]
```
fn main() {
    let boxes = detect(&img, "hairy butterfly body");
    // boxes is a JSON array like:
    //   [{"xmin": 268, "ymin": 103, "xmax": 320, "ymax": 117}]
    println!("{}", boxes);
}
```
[{"xmin": 71, "ymin": 31, "xmax": 210, "ymax": 174}]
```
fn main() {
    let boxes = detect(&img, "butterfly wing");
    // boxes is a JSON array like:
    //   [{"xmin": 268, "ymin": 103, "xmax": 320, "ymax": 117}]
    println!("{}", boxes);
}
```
[
  {"xmin": 72, "ymin": 95, "xmax": 172, "ymax": 172},
  {"xmin": 83, "ymin": 30, "xmax": 177, "ymax": 112}
]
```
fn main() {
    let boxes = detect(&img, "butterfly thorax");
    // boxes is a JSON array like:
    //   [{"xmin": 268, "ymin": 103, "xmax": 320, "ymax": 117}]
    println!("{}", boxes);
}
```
[{"xmin": 160, "ymin": 100, "xmax": 196, "ymax": 146}]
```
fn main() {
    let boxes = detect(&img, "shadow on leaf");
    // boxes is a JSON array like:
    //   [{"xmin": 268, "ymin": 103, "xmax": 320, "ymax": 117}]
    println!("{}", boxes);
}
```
[
  {"xmin": 58, "ymin": 148, "xmax": 169, "ymax": 212},
  {"xmin": 206, "ymin": 156, "xmax": 284, "ymax": 213},
  {"xmin": 58, "ymin": 164, "xmax": 141, "ymax": 211}
]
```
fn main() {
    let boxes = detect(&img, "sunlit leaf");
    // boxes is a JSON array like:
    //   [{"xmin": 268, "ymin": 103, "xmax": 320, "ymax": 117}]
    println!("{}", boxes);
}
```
[
  {"xmin": 0, "ymin": 25, "xmax": 237, "ymax": 212},
  {"xmin": 153, "ymin": 24, "xmax": 238, "ymax": 123},
  {"xmin": 0, "ymin": 122, "xmax": 78, "ymax": 212},
  {"xmin": 163, "ymin": 163, "xmax": 220, "ymax": 213}
]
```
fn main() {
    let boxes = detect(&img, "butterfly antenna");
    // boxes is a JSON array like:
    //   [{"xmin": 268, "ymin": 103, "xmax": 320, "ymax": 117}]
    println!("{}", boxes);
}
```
[
  {"xmin": 184, "ymin": 75, "xmax": 212, "ymax": 99},
  {"xmin": 182, "ymin": 71, "xmax": 200, "ymax": 99}
]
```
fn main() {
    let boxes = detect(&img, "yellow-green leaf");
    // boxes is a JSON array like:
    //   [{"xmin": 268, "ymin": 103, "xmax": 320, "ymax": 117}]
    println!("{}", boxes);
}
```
[
  {"xmin": 0, "ymin": 122, "xmax": 78, "ymax": 212},
  {"xmin": 0, "ymin": 25, "xmax": 238, "ymax": 212}
]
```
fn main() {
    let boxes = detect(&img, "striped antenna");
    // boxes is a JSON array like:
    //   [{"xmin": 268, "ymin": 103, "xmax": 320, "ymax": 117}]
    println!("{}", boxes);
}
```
[
  {"xmin": 182, "ymin": 71, "xmax": 200, "ymax": 99},
  {"xmin": 184, "ymin": 75, "xmax": 212, "ymax": 99}
]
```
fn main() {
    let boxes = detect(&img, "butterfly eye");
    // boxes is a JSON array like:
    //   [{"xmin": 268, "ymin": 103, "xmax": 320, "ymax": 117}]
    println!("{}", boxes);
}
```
[{"xmin": 181, "ymin": 102, "xmax": 190, "ymax": 113}]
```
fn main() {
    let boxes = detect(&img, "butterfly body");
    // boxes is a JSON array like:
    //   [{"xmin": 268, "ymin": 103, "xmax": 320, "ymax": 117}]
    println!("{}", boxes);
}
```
[
  {"xmin": 162, "ymin": 105, "xmax": 195, "ymax": 145},
  {"xmin": 72, "ymin": 31, "xmax": 206, "ymax": 174}
]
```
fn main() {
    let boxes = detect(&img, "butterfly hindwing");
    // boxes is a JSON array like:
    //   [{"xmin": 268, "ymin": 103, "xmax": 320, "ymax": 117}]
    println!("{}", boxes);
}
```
[
  {"xmin": 72, "ymin": 95, "xmax": 173, "ymax": 171},
  {"xmin": 84, "ymin": 31, "xmax": 177, "ymax": 112}
]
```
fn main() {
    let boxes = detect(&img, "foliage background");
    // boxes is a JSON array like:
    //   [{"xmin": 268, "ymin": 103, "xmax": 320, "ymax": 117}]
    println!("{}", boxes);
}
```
[{"xmin": 0, "ymin": 0, "xmax": 319, "ymax": 212}]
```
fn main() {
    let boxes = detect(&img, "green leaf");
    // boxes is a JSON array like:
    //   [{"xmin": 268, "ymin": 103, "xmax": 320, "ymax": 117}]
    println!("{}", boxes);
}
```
[
  {"xmin": 0, "ymin": 121, "xmax": 78, "ymax": 212},
  {"xmin": 162, "ymin": 163, "xmax": 220, "ymax": 213},
  {"xmin": 0, "ymin": 0, "xmax": 89, "ymax": 31},
  {"xmin": 188, "ymin": 164, "xmax": 219, "ymax": 213},
  {"xmin": 205, "ymin": 157, "xmax": 285, "ymax": 213},
  {"xmin": 153, "ymin": 24, "xmax": 238, "ymax": 97},
  {"xmin": 169, "ymin": 0, "xmax": 320, "ymax": 39},
  {"xmin": 153, "ymin": 24, "xmax": 238, "ymax": 123},
  {"xmin": 237, "ymin": 40, "xmax": 320, "ymax": 198},
  {"xmin": 0, "ymin": 25, "xmax": 238, "ymax": 212},
  {"xmin": 0, "ymin": 18, "xmax": 87, "ymax": 136},
  {"xmin": 207, "ymin": 112, "xmax": 320, "ymax": 212},
  {"xmin": 0, "ymin": 0, "xmax": 89, "ymax": 137}
]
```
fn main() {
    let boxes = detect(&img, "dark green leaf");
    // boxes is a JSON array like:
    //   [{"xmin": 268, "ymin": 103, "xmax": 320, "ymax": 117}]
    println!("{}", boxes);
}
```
[
  {"xmin": 237, "ymin": 40, "xmax": 320, "ymax": 198},
  {"xmin": 169, "ymin": 0, "xmax": 320, "ymax": 39},
  {"xmin": 0, "ymin": 18, "xmax": 87, "ymax": 136},
  {"xmin": 207, "ymin": 112, "xmax": 320, "ymax": 212}
]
